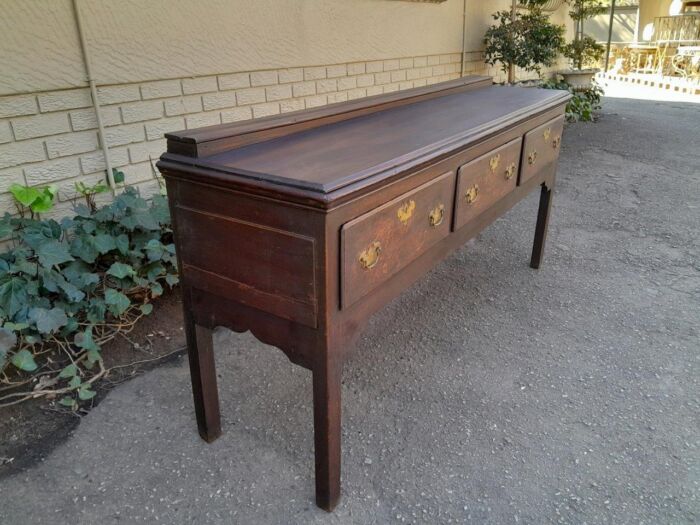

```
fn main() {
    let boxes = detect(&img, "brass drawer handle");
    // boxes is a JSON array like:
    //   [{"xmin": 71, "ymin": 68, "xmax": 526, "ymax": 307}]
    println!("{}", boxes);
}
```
[
  {"xmin": 429, "ymin": 204, "xmax": 445, "ymax": 227},
  {"xmin": 505, "ymin": 162, "xmax": 516, "ymax": 180},
  {"xmin": 359, "ymin": 241, "xmax": 381, "ymax": 270},
  {"xmin": 465, "ymin": 185, "xmax": 479, "ymax": 204},
  {"xmin": 397, "ymin": 199, "xmax": 416, "ymax": 225},
  {"xmin": 528, "ymin": 150, "xmax": 538, "ymax": 165},
  {"xmin": 489, "ymin": 154, "xmax": 500, "ymax": 174},
  {"xmin": 552, "ymin": 135, "xmax": 561, "ymax": 149},
  {"xmin": 543, "ymin": 127, "xmax": 551, "ymax": 141}
]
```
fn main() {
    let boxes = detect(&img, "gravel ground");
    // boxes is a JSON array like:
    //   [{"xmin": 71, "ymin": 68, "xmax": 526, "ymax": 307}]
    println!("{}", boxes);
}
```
[{"xmin": 0, "ymin": 97, "xmax": 698, "ymax": 524}]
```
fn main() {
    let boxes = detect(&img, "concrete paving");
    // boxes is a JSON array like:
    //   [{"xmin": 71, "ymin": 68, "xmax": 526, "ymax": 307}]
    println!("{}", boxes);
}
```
[{"xmin": 1, "ymin": 97, "xmax": 698, "ymax": 524}]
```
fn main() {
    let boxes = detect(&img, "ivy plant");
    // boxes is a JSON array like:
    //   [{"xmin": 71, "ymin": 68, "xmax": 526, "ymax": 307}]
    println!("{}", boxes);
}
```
[
  {"xmin": 0, "ymin": 187, "xmax": 178, "ymax": 408},
  {"xmin": 9, "ymin": 184, "xmax": 57, "ymax": 218},
  {"xmin": 541, "ymin": 75, "xmax": 604, "ymax": 121}
]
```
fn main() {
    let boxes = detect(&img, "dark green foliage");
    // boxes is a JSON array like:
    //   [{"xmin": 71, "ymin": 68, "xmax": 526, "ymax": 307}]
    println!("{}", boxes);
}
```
[
  {"xmin": 0, "ymin": 187, "xmax": 178, "ymax": 407},
  {"xmin": 568, "ymin": 0, "xmax": 608, "ymax": 21},
  {"xmin": 484, "ymin": 7, "xmax": 566, "ymax": 81},
  {"xmin": 566, "ymin": 0, "xmax": 608, "ymax": 70},
  {"xmin": 541, "ymin": 75, "xmax": 604, "ymax": 121},
  {"xmin": 563, "ymin": 35, "xmax": 605, "ymax": 70}
]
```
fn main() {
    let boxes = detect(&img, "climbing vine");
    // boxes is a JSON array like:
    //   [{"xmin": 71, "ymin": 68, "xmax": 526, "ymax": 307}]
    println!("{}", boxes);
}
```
[{"xmin": 0, "ymin": 186, "xmax": 178, "ymax": 409}]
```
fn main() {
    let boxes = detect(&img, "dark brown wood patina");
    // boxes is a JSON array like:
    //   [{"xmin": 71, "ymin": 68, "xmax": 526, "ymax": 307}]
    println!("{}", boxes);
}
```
[{"xmin": 157, "ymin": 77, "xmax": 570, "ymax": 511}]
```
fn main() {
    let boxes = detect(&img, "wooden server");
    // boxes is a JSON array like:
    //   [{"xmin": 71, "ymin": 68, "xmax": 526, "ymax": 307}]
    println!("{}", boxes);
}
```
[{"xmin": 158, "ymin": 77, "xmax": 570, "ymax": 511}]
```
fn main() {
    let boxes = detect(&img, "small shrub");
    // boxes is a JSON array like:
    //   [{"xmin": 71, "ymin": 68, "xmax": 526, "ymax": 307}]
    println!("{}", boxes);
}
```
[
  {"xmin": 0, "ymin": 187, "xmax": 178, "ymax": 409},
  {"xmin": 484, "ymin": 6, "xmax": 566, "ymax": 83},
  {"xmin": 564, "ymin": 0, "xmax": 608, "ymax": 70},
  {"xmin": 541, "ymin": 75, "xmax": 603, "ymax": 122}
]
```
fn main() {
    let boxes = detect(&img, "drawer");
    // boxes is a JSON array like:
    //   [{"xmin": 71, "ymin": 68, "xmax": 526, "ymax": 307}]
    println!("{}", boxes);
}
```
[
  {"xmin": 453, "ymin": 137, "xmax": 521, "ymax": 231},
  {"xmin": 519, "ymin": 116, "xmax": 564, "ymax": 185},
  {"xmin": 341, "ymin": 171, "xmax": 455, "ymax": 308}
]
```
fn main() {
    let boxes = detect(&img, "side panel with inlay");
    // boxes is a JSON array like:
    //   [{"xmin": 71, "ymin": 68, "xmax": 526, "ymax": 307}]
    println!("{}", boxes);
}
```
[{"xmin": 175, "ymin": 206, "xmax": 317, "ymax": 327}]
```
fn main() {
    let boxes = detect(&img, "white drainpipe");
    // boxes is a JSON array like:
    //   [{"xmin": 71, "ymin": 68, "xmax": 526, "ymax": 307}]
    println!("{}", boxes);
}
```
[
  {"xmin": 461, "ymin": 0, "xmax": 468, "ymax": 77},
  {"xmin": 71, "ymin": 0, "xmax": 116, "ymax": 193}
]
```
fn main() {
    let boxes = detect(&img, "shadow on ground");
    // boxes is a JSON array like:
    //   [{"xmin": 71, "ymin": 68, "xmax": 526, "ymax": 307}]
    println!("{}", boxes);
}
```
[{"xmin": 0, "ymin": 97, "xmax": 697, "ymax": 524}]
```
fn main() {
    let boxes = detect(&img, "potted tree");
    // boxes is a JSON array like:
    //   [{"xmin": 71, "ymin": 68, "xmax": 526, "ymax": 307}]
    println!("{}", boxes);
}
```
[
  {"xmin": 484, "ymin": 1, "xmax": 565, "ymax": 84},
  {"xmin": 560, "ymin": 0, "xmax": 608, "ymax": 89}
]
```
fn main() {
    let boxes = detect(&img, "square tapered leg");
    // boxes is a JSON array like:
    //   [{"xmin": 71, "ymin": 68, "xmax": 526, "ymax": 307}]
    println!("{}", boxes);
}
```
[
  {"xmin": 312, "ymin": 356, "xmax": 342, "ymax": 511},
  {"xmin": 184, "ymin": 319, "xmax": 222, "ymax": 443},
  {"xmin": 530, "ymin": 183, "xmax": 553, "ymax": 269}
]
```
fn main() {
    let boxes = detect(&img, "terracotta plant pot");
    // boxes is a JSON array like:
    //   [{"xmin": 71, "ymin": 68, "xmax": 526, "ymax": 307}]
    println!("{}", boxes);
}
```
[{"xmin": 559, "ymin": 68, "xmax": 599, "ymax": 90}]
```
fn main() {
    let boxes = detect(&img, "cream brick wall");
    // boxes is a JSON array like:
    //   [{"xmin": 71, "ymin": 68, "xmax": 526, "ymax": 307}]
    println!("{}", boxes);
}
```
[{"xmin": 0, "ymin": 52, "xmax": 486, "ymax": 218}]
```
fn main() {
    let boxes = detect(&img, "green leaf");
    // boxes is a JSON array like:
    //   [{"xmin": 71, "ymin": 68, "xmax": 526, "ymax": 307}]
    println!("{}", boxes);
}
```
[
  {"xmin": 0, "ymin": 277, "xmax": 29, "ymax": 317},
  {"xmin": 106, "ymin": 262, "xmax": 135, "ymax": 279},
  {"xmin": 59, "ymin": 396, "xmax": 77, "ymax": 408},
  {"xmin": 60, "ymin": 316, "xmax": 79, "ymax": 337},
  {"xmin": 19, "ymin": 220, "xmax": 61, "ymax": 249},
  {"xmin": 165, "ymin": 274, "xmax": 179, "ymax": 288},
  {"xmin": 58, "ymin": 279, "xmax": 86, "ymax": 303},
  {"xmin": 112, "ymin": 168, "xmax": 125, "ymax": 184},
  {"xmin": 3, "ymin": 322, "xmax": 28, "ymax": 331},
  {"xmin": 78, "ymin": 385, "xmax": 96, "ymax": 400},
  {"xmin": 62, "ymin": 261, "xmax": 99, "ymax": 290},
  {"xmin": 0, "ymin": 327, "xmax": 17, "ymax": 352},
  {"xmin": 87, "ymin": 298, "xmax": 106, "ymax": 324},
  {"xmin": 0, "ymin": 215, "xmax": 14, "ymax": 239},
  {"xmin": 30, "ymin": 187, "xmax": 57, "ymax": 213},
  {"xmin": 68, "ymin": 375, "xmax": 82, "ymax": 389},
  {"xmin": 115, "ymin": 234, "xmax": 129, "ymax": 255},
  {"xmin": 70, "ymin": 235, "xmax": 99, "ymax": 264},
  {"xmin": 9, "ymin": 184, "xmax": 41, "ymax": 207},
  {"xmin": 105, "ymin": 288, "xmax": 130, "ymax": 316},
  {"xmin": 28, "ymin": 307, "xmax": 68, "ymax": 334},
  {"xmin": 139, "ymin": 303, "xmax": 153, "ymax": 315},
  {"xmin": 144, "ymin": 262, "xmax": 165, "ymax": 282},
  {"xmin": 81, "ymin": 220, "xmax": 96, "ymax": 234},
  {"xmin": 0, "ymin": 328, "xmax": 17, "ymax": 369},
  {"xmin": 10, "ymin": 256, "xmax": 38, "ymax": 277},
  {"xmin": 74, "ymin": 328, "xmax": 100, "ymax": 352},
  {"xmin": 150, "ymin": 282, "xmax": 163, "ymax": 298},
  {"xmin": 75, "ymin": 204, "xmax": 92, "ymax": 218},
  {"xmin": 93, "ymin": 233, "xmax": 117, "ymax": 254},
  {"xmin": 122, "ymin": 210, "xmax": 159, "ymax": 231},
  {"xmin": 36, "ymin": 240, "xmax": 74, "ymax": 268},
  {"xmin": 59, "ymin": 363, "xmax": 78, "ymax": 378},
  {"xmin": 11, "ymin": 349, "xmax": 38, "ymax": 372},
  {"xmin": 38, "ymin": 268, "xmax": 60, "ymax": 293},
  {"xmin": 86, "ymin": 349, "xmax": 101, "ymax": 368}
]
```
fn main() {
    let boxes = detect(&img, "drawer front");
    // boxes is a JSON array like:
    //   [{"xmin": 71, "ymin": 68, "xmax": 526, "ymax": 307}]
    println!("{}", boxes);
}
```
[
  {"xmin": 519, "ymin": 116, "xmax": 564, "ymax": 185},
  {"xmin": 341, "ymin": 171, "xmax": 455, "ymax": 308},
  {"xmin": 453, "ymin": 137, "xmax": 521, "ymax": 231}
]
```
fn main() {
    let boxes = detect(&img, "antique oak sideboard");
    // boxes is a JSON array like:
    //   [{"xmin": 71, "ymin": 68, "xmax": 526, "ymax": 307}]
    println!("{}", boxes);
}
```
[{"xmin": 157, "ymin": 76, "xmax": 570, "ymax": 511}]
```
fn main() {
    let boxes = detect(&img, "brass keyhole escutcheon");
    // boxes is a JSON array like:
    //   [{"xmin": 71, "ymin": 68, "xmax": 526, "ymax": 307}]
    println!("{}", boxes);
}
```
[
  {"xmin": 505, "ymin": 162, "xmax": 516, "ymax": 180},
  {"xmin": 465, "ymin": 185, "xmax": 479, "ymax": 204},
  {"xmin": 397, "ymin": 200, "xmax": 416, "ymax": 225},
  {"xmin": 359, "ymin": 241, "xmax": 381, "ymax": 270},
  {"xmin": 543, "ymin": 127, "xmax": 551, "ymax": 141},
  {"xmin": 552, "ymin": 135, "xmax": 561, "ymax": 149},
  {"xmin": 429, "ymin": 204, "xmax": 445, "ymax": 227},
  {"xmin": 489, "ymin": 154, "xmax": 501, "ymax": 174},
  {"xmin": 528, "ymin": 150, "xmax": 538, "ymax": 165}
]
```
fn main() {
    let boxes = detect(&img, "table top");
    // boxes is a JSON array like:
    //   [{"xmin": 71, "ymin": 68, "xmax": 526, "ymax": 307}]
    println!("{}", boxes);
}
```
[{"xmin": 161, "ymin": 77, "xmax": 569, "ymax": 198}]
